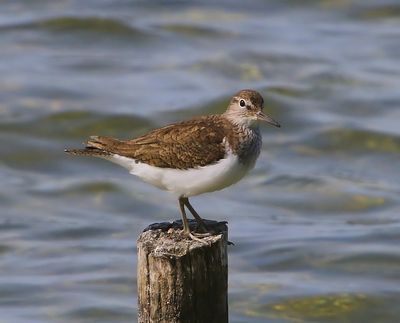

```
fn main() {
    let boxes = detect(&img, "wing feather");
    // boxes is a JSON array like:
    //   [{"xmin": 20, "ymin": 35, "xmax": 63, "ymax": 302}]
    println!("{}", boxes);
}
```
[{"xmin": 86, "ymin": 116, "xmax": 229, "ymax": 169}]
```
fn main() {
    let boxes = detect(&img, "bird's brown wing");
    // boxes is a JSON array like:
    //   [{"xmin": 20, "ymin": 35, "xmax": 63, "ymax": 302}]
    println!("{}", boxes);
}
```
[{"xmin": 85, "ymin": 116, "xmax": 230, "ymax": 170}]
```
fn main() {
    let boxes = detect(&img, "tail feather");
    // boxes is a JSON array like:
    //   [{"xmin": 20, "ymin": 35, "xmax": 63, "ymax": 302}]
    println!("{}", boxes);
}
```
[
  {"xmin": 64, "ymin": 147, "xmax": 111, "ymax": 157},
  {"xmin": 65, "ymin": 135, "xmax": 119, "ymax": 157},
  {"xmin": 86, "ymin": 135, "xmax": 120, "ymax": 151}
]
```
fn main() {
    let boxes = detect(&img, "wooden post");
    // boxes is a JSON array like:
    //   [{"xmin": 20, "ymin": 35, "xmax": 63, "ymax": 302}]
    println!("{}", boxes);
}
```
[{"xmin": 137, "ymin": 220, "xmax": 228, "ymax": 323}]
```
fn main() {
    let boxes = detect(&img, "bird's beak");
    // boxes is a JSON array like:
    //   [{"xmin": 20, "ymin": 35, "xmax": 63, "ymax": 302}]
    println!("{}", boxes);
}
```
[{"xmin": 256, "ymin": 111, "xmax": 281, "ymax": 128}]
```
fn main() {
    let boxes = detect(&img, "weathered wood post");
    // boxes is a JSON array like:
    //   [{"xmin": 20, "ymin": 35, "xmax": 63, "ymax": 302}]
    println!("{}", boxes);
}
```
[{"xmin": 137, "ymin": 220, "xmax": 228, "ymax": 323}]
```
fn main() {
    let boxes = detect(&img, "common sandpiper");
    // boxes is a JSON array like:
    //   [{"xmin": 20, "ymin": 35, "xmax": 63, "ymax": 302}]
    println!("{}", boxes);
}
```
[{"xmin": 65, "ymin": 89, "xmax": 280, "ymax": 241}]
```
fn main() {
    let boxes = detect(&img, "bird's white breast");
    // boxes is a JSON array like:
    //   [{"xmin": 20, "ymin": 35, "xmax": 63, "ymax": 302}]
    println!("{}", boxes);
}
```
[{"xmin": 108, "ymin": 151, "xmax": 257, "ymax": 198}]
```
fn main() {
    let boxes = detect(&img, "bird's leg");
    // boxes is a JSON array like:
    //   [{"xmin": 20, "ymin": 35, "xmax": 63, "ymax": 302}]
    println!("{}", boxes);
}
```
[
  {"xmin": 182, "ymin": 197, "xmax": 212, "ymax": 236},
  {"xmin": 178, "ymin": 197, "xmax": 190, "ymax": 234},
  {"xmin": 179, "ymin": 197, "xmax": 208, "ymax": 243}
]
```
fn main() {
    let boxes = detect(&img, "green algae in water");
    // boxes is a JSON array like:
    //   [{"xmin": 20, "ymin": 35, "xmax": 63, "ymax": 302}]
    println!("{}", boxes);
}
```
[
  {"xmin": 300, "ymin": 128, "xmax": 400, "ymax": 155},
  {"xmin": 66, "ymin": 181, "xmax": 121, "ymax": 195},
  {"xmin": 248, "ymin": 294, "xmax": 374, "ymax": 322},
  {"xmin": 346, "ymin": 194, "xmax": 386, "ymax": 211},
  {"xmin": 33, "ymin": 17, "xmax": 138, "ymax": 35},
  {"xmin": 326, "ymin": 129, "xmax": 400, "ymax": 154},
  {"xmin": 1, "ymin": 150, "xmax": 52, "ymax": 169},
  {"xmin": 359, "ymin": 5, "xmax": 400, "ymax": 20},
  {"xmin": 189, "ymin": 59, "xmax": 263, "ymax": 82},
  {"xmin": 158, "ymin": 24, "xmax": 234, "ymax": 38},
  {"xmin": 268, "ymin": 85, "xmax": 313, "ymax": 99},
  {"xmin": 0, "ymin": 111, "xmax": 153, "ymax": 140}
]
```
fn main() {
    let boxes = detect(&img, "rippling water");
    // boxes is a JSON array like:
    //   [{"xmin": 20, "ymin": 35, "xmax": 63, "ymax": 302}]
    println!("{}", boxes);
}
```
[{"xmin": 1, "ymin": 1, "xmax": 400, "ymax": 322}]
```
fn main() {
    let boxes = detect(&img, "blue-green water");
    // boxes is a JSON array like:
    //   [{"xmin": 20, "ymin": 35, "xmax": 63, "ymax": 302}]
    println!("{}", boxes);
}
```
[{"xmin": 1, "ymin": 1, "xmax": 400, "ymax": 322}]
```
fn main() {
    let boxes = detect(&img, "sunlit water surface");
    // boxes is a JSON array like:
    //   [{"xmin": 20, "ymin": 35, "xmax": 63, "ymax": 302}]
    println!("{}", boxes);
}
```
[{"xmin": 1, "ymin": 1, "xmax": 400, "ymax": 322}]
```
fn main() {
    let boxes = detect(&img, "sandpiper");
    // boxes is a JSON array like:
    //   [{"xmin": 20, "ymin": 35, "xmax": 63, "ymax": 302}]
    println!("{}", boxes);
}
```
[{"xmin": 65, "ymin": 89, "xmax": 280, "ymax": 241}]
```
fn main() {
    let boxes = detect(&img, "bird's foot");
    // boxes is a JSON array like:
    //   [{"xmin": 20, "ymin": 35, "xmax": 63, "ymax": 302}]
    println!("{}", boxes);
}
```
[
  {"xmin": 186, "ymin": 232, "xmax": 210, "ymax": 245},
  {"xmin": 194, "ymin": 221, "xmax": 234, "ymax": 245},
  {"xmin": 188, "ymin": 230, "xmax": 234, "ymax": 246},
  {"xmin": 192, "ymin": 230, "xmax": 213, "ymax": 237}
]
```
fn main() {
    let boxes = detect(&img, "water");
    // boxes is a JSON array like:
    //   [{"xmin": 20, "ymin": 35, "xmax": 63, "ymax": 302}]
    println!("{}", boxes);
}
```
[{"xmin": 1, "ymin": 1, "xmax": 400, "ymax": 322}]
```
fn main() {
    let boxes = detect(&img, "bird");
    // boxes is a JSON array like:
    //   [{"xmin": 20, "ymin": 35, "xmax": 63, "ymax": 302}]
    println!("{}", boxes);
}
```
[{"xmin": 65, "ymin": 89, "xmax": 280, "ymax": 242}]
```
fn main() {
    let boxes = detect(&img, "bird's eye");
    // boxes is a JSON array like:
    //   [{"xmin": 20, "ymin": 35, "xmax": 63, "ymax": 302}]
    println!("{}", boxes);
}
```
[{"xmin": 239, "ymin": 99, "xmax": 246, "ymax": 107}]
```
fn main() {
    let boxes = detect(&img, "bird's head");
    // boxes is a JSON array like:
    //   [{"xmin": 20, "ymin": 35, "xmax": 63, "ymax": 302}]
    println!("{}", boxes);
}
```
[{"xmin": 225, "ymin": 89, "xmax": 281, "ymax": 128}]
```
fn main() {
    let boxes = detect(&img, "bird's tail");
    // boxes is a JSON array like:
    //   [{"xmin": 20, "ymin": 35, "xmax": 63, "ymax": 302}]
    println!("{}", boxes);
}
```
[
  {"xmin": 65, "ymin": 136, "xmax": 117, "ymax": 157},
  {"xmin": 64, "ymin": 147, "xmax": 110, "ymax": 157}
]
